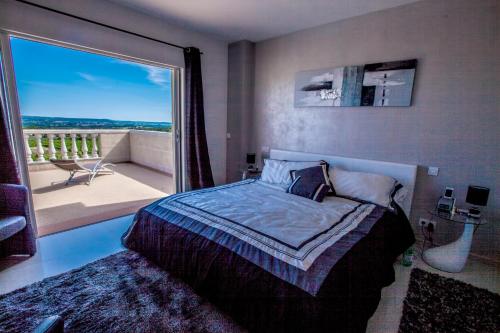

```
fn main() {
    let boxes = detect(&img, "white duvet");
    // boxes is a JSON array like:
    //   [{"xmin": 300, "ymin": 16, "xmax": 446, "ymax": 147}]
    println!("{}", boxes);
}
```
[{"xmin": 160, "ymin": 179, "xmax": 375, "ymax": 271}]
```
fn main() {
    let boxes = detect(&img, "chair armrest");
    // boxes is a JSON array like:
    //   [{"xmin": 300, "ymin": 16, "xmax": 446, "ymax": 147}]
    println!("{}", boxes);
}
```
[
  {"xmin": 0, "ymin": 184, "xmax": 28, "ymax": 216},
  {"xmin": 33, "ymin": 315, "xmax": 64, "ymax": 333}
]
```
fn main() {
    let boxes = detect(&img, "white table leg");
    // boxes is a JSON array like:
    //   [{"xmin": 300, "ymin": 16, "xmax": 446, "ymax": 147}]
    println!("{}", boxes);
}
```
[{"xmin": 422, "ymin": 223, "xmax": 474, "ymax": 273}]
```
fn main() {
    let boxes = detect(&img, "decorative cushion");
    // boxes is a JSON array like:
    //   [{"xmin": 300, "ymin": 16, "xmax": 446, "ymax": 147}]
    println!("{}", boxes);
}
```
[
  {"xmin": 261, "ymin": 159, "xmax": 325, "ymax": 189},
  {"xmin": 290, "ymin": 165, "xmax": 334, "ymax": 195},
  {"xmin": 287, "ymin": 176, "xmax": 330, "ymax": 202},
  {"xmin": 0, "ymin": 215, "xmax": 27, "ymax": 241},
  {"xmin": 330, "ymin": 168, "xmax": 396, "ymax": 207}
]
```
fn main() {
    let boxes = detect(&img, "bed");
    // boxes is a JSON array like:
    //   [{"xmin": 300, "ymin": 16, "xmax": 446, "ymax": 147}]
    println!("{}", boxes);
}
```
[{"xmin": 122, "ymin": 149, "xmax": 417, "ymax": 333}]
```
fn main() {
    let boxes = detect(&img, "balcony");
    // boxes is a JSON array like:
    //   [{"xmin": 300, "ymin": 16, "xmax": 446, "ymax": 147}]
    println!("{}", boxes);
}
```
[{"xmin": 23, "ymin": 129, "xmax": 174, "ymax": 236}]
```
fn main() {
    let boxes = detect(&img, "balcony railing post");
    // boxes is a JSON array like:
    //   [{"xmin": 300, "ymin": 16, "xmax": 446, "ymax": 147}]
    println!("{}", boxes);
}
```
[
  {"xmin": 70, "ymin": 133, "xmax": 79, "ymax": 159},
  {"xmin": 34, "ymin": 133, "xmax": 45, "ymax": 162},
  {"xmin": 47, "ymin": 134, "xmax": 56, "ymax": 160},
  {"xmin": 59, "ymin": 134, "xmax": 68, "ymax": 160},
  {"xmin": 91, "ymin": 133, "xmax": 99, "ymax": 158},
  {"xmin": 81, "ymin": 133, "xmax": 89, "ymax": 159},
  {"xmin": 24, "ymin": 134, "xmax": 33, "ymax": 163}
]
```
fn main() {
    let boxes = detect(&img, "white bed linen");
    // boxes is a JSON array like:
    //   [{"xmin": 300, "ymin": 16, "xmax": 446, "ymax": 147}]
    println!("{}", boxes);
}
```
[
  {"xmin": 331, "ymin": 167, "xmax": 396, "ymax": 207},
  {"xmin": 260, "ymin": 159, "xmax": 323, "ymax": 189},
  {"xmin": 160, "ymin": 179, "xmax": 375, "ymax": 270}
]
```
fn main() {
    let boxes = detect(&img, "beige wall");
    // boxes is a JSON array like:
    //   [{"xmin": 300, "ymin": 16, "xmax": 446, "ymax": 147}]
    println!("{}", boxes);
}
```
[
  {"xmin": 252, "ymin": 0, "xmax": 499, "ymax": 260},
  {"xmin": 100, "ymin": 132, "xmax": 130, "ymax": 163},
  {"xmin": 227, "ymin": 41, "xmax": 256, "ymax": 182},
  {"xmin": 0, "ymin": 0, "xmax": 228, "ymax": 185},
  {"xmin": 130, "ymin": 130, "xmax": 174, "ymax": 175}
]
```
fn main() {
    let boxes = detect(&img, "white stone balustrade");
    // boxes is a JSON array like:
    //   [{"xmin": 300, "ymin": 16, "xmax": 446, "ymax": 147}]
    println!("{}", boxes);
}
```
[
  {"xmin": 23, "ymin": 129, "xmax": 104, "ymax": 163},
  {"xmin": 47, "ymin": 134, "xmax": 56, "ymax": 160},
  {"xmin": 34, "ymin": 133, "xmax": 45, "ymax": 162},
  {"xmin": 23, "ymin": 129, "xmax": 174, "ymax": 176},
  {"xmin": 91, "ymin": 133, "xmax": 99, "ymax": 158},
  {"xmin": 59, "ymin": 133, "xmax": 68, "ymax": 160},
  {"xmin": 70, "ymin": 133, "xmax": 79, "ymax": 160},
  {"xmin": 24, "ymin": 134, "xmax": 33, "ymax": 163},
  {"xmin": 81, "ymin": 134, "xmax": 89, "ymax": 159}
]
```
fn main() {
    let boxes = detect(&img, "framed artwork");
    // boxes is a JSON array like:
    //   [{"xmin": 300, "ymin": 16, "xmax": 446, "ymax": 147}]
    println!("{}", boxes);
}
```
[{"xmin": 294, "ymin": 59, "xmax": 417, "ymax": 107}]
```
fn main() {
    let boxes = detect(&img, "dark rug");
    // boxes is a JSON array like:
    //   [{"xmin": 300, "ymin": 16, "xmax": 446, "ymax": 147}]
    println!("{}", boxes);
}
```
[
  {"xmin": 0, "ymin": 251, "xmax": 246, "ymax": 333},
  {"xmin": 399, "ymin": 268, "xmax": 500, "ymax": 333}
]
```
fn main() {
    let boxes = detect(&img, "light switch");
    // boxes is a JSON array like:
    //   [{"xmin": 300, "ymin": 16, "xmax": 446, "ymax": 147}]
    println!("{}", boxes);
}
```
[
  {"xmin": 428, "ymin": 166, "xmax": 439, "ymax": 176},
  {"xmin": 226, "ymin": 133, "xmax": 231, "ymax": 139}
]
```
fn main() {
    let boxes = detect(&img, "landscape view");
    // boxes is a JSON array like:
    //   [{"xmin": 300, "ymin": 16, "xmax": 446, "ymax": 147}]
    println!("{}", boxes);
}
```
[
  {"xmin": 11, "ymin": 36, "xmax": 173, "ymax": 162},
  {"xmin": 11, "ymin": 37, "xmax": 172, "ymax": 162},
  {"xmin": 23, "ymin": 116, "xmax": 172, "ymax": 132}
]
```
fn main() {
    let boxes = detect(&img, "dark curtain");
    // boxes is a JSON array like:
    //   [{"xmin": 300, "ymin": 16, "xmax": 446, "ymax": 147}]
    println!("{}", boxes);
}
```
[
  {"xmin": 0, "ymin": 100, "xmax": 20, "ymax": 184},
  {"xmin": 184, "ymin": 47, "xmax": 214, "ymax": 189}
]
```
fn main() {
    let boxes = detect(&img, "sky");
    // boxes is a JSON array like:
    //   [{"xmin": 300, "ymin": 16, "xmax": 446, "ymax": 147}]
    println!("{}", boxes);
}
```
[{"xmin": 10, "ymin": 37, "xmax": 172, "ymax": 122}]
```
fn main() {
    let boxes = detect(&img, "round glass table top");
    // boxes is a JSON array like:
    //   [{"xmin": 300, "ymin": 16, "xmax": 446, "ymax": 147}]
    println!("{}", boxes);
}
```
[{"xmin": 428, "ymin": 210, "xmax": 487, "ymax": 225}]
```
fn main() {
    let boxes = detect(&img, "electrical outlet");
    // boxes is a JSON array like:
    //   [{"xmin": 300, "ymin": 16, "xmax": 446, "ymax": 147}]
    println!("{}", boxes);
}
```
[
  {"xmin": 419, "ymin": 217, "xmax": 436, "ymax": 229},
  {"xmin": 427, "ymin": 166, "xmax": 439, "ymax": 176}
]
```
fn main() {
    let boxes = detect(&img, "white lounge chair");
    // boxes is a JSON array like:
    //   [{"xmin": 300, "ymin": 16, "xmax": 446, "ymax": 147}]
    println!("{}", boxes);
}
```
[{"xmin": 50, "ymin": 159, "xmax": 115, "ymax": 185}]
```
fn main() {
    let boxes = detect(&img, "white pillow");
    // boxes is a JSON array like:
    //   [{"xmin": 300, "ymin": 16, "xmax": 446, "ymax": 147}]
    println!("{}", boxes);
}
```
[
  {"xmin": 330, "ymin": 168, "xmax": 396, "ymax": 207},
  {"xmin": 261, "ymin": 159, "xmax": 324, "ymax": 188}
]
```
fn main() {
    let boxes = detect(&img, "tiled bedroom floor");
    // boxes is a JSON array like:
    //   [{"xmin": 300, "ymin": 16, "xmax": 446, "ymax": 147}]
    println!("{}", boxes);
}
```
[
  {"xmin": 0, "ymin": 215, "xmax": 132, "ymax": 295},
  {"xmin": 1, "ymin": 216, "xmax": 498, "ymax": 333}
]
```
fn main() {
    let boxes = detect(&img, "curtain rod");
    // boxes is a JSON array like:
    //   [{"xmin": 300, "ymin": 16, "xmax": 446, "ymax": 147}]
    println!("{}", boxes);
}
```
[{"xmin": 15, "ymin": 0, "xmax": 202, "ymax": 54}]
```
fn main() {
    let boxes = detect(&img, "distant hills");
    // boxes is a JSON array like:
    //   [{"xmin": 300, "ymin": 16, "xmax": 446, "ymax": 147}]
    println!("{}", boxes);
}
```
[{"xmin": 22, "ymin": 116, "xmax": 172, "ymax": 132}]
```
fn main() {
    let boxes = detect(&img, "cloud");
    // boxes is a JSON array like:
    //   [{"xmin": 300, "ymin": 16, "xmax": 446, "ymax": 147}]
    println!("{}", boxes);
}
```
[
  {"xmin": 113, "ymin": 59, "xmax": 170, "ymax": 88},
  {"xmin": 77, "ymin": 72, "xmax": 97, "ymax": 82},
  {"xmin": 142, "ymin": 65, "xmax": 170, "ymax": 87}
]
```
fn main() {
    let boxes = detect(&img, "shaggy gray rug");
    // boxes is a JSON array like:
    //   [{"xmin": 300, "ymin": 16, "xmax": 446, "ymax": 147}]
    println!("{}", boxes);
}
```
[
  {"xmin": 399, "ymin": 268, "xmax": 500, "ymax": 333},
  {"xmin": 0, "ymin": 251, "xmax": 246, "ymax": 333}
]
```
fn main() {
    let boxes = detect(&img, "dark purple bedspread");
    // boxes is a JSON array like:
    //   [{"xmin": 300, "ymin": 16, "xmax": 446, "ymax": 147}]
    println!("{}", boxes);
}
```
[{"xmin": 122, "ymin": 187, "xmax": 414, "ymax": 333}]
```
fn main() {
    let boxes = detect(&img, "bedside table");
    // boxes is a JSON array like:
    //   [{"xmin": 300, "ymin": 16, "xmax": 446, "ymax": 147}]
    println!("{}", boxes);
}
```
[
  {"xmin": 241, "ymin": 169, "xmax": 261, "ymax": 180},
  {"xmin": 422, "ymin": 210, "xmax": 487, "ymax": 273}
]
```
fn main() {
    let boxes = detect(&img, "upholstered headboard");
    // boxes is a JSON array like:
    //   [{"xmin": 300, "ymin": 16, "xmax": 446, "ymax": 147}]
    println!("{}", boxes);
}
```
[{"xmin": 270, "ymin": 149, "xmax": 418, "ymax": 217}]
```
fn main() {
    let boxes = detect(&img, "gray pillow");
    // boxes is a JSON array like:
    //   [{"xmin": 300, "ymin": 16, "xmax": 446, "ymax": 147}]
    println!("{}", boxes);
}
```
[
  {"xmin": 287, "ymin": 176, "xmax": 330, "ymax": 202},
  {"xmin": 290, "ymin": 164, "xmax": 334, "ymax": 195}
]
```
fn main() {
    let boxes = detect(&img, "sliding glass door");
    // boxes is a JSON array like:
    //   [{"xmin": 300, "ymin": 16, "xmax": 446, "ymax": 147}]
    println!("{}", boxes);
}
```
[{"xmin": 0, "ymin": 32, "xmax": 183, "ymax": 236}]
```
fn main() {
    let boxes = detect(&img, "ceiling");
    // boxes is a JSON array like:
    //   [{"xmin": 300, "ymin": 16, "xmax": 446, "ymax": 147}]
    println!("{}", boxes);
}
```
[{"xmin": 109, "ymin": 0, "xmax": 421, "ymax": 42}]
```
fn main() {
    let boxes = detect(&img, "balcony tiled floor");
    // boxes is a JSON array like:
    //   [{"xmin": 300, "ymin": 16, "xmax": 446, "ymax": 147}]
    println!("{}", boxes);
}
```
[{"xmin": 28, "ymin": 162, "xmax": 174, "ymax": 236}]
